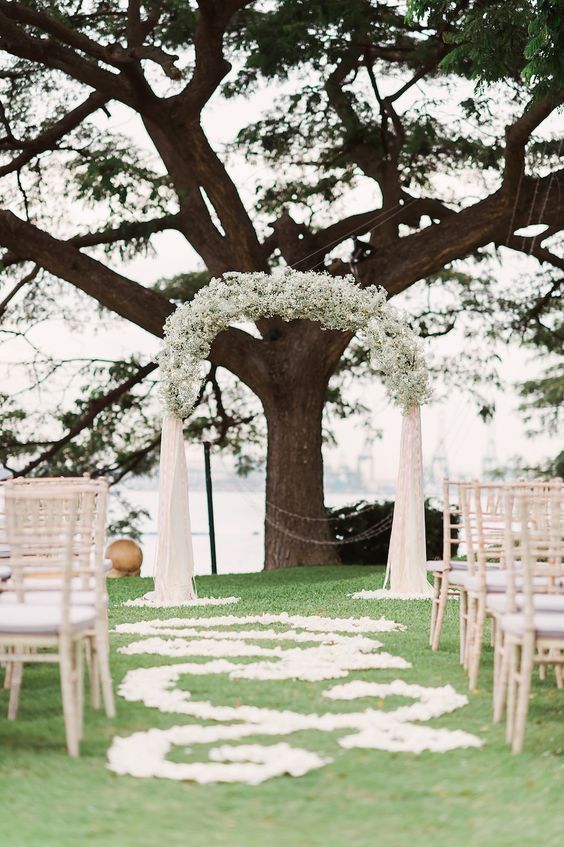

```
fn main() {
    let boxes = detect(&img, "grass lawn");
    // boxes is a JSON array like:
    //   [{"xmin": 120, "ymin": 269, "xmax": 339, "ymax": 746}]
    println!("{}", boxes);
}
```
[{"xmin": 1, "ymin": 566, "xmax": 563, "ymax": 847}]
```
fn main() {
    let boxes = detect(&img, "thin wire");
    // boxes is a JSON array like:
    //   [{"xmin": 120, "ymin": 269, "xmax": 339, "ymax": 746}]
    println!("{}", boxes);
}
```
[
  {"xmin": 527, "ymin": 138, "xmax": 563, "ymax": 255},
  {"xmin": 287, "ymin": 198, "xmax": 419, "ymax": 272}
]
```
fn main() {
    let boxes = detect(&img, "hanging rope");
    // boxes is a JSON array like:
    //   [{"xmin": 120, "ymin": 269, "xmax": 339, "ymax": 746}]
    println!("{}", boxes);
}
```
[
  {"xmin": 213, "ymin": 449, "xmax": 394, "ymax": 545},
  {"xmin": 262, "ymin": 510, "xmax": 394, "ymax": 546}
]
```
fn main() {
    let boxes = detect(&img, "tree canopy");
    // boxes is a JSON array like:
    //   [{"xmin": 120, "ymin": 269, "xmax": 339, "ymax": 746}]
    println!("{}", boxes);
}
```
[{"xmin": 0, "ymin": 1, "xmax": 562, "ymax": 558}]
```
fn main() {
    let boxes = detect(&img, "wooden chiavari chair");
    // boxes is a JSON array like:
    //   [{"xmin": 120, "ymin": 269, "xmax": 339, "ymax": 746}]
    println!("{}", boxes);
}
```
[
  {"xmin": 497, "ymin": 482, "xmax": 564, "ymax": 752},
  {"xmin": 429, "ymin": 479, "xmax": 472, "ymax": 659},
  {"xmin": 0, "ymin": 485, "xmax": 96, "ymax": 756},
  {"xmin": 0, "ymin": 477, "xmax": 115, "ymax": 717}
]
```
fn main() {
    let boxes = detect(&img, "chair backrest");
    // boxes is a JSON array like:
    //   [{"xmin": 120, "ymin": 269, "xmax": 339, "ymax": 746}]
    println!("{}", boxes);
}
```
[
  {"xmin": 10, "ymin": 477, "xmax": 108, "ymax": 591},
  {"xmin": 510, "ymin": 482, "xmax": 564, "ymax": 630},
  {"xmin": 467, "ymin": 480, "xmax": 559, "ymax": 586},
  {"xmin": 441, "ymin": 479, "xmax": 470, "ymax": 567},
  {"xmin": 3, "ymin": 486, "xmax": 81, "ymax": 628},
  {"xmin": 465, "ymin": 481, "xmax": 510, "ymax": 581},
  {"xmin": 0, "ymin": 479, "xmax": 8, "ymax": 559}
]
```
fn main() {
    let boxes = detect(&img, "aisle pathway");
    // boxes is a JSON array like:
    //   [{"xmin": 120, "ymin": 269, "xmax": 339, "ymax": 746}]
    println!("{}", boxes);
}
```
[{"xmin": 108, "ymin": 610, "xmax": 482, "ymax": 783}]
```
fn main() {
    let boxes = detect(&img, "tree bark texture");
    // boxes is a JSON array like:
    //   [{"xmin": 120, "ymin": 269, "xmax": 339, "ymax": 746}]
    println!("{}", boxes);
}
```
[{"xmin": 247, "ymin": 320, "xmax": 352, "ymax": 569}]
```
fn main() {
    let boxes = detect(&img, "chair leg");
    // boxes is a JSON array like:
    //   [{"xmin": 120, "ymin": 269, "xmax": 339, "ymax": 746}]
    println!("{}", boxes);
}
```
[
  {"xmin": 555, "ymin": 662, "xmax": 563, "ymax": 689},
  {"xmin": 492, "ymin": 621, "xmax": 504, "ymax": 717},
  {"xmin": 505, "ymin": 641, "xmax": 519, "ymax": 745},
  {"xmin": 74, "ymin": 639, "xmax": 84, "ymax": 742},
  {"xmin": 469, "ymin": 598, "xmax": 486, "ymax": 690},
  {"xmin": 7, "ymin": 659, "xmax": 24, "ymax": 720},
  {"xmin": 3, "ymin": 646, "xmax": 14, "ymax": 689},
  {"xmin": 96, "ymin": 622, "xmax": 115, "ymax": 719},
  {"xmin": 459, "ymin": 590, "xmax": 467, "ymax": 665},
  {"xmin": 432, "ymin": 573, "xmax": 449, "ymax": 651},
  {"xmin": 60, "ymin": 641, "xmax": 80, "ymax": 758},
  {"xmin": 464, "ymin": 595, "xmax": 476, "ymax": 671},
  {"xmin": 512, "ymin": 639, "xmax": 534, "ymax": 754},
  {"xmin": 87, "ymin": 635, "xmax": 101, "ymax": 710},
  {"xmin": 538, "ymin": 650, "xmax": 547, "ymax": 681},
  {"xmin": 494, "ymin": 633, "xmax": 511, "ymax": 723},
  {"xmin": 429, "ymin": 573, "xmax": 440, "ymax": 647}
]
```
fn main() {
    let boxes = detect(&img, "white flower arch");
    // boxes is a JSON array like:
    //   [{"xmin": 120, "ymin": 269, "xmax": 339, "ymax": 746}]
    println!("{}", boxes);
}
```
[
  {"xmin": 147, "ymin": 270, "xmax": 433, "ymax": 607},
  {"xmin": 159, "ymin": 270, "xmax": 430, "ymax": 417}
]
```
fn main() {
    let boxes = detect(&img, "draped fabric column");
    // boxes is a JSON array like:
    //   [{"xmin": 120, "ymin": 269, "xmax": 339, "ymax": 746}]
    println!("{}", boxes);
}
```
[
  {"xmin": 152, "ymin": 414, "xmax": 197, "ymax": 603},
  {"xmin": 384, "ymin": 404, "xmax": 432, "ymax": 595}
]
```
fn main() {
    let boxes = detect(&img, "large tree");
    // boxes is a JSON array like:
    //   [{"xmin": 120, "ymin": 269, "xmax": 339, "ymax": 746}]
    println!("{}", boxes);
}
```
[{"xmin": 0, "ymin": 1, "xmax": 562, "ymax": 567}]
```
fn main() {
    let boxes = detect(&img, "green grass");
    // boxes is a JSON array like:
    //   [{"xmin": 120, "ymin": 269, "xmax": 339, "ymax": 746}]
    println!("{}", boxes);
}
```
[{"xmin": 1, "ymin": 566, "xmax": 563, "ymax": 847}]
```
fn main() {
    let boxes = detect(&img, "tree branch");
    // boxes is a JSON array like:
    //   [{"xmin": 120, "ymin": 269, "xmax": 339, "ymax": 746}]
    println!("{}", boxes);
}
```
[
  {"xmin": 503, "ymin": 92, "xmax": 564, "ymax": 189},
  {"xmin": 344, "ymin": 170, "xmax": 564, "ymax": 296},
  {"xmin": 68, "ymin": 214, "xmax": 182, "ymax": 249},
  {"xmin": 0, "ymin": 6, "xmax": 169, "ymax": 115},
  {"xmin": 0, "ymin": 264, "xmax": 38, "ymax": 317},
  {"xmin": 208, "ymin": 325, "xmax": 268, "ymax": 398},
  {"xmin": 13, "ymin": 361, "xmax": 158, "ymax": 477},
  {"xmin": 0, "ymin": 211, "xmax": 173, "ymax": 336},
  {"xmin": 0, "ymin": 92, "xmax": 107, "ymax": 177},
  {"xmin": 172, "ymin": 1, "xmax": 252, "ymax": 118}
]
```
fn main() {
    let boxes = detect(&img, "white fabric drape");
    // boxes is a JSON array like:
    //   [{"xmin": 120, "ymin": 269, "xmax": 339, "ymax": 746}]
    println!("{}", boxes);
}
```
[
  {"xmin": 384, "ymin": 404, "xmax": 432, "ymax": 595},
  {"xmin": 153, "ymin": 414, "xmax": 197, "ymax": 603}
]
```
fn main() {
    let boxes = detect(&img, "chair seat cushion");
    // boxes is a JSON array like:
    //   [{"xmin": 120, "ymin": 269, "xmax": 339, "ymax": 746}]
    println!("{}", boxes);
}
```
[
  {"xmin": 467, "ymin": 572, "xmax": 549, "ymax": 595},
  {"xmin": 486, "ymin": 594, "xmax": 510, "ymax": 614},
  {"xmin": 0, "ymin": 565, "xmax": 11, "ymax": 582},
  {"xmin": 466, "ymin": 571, "xmax": 508, "ymax": 594},
  {"xmin": 501, "ymin": 612, "xmax": 564, "ymax": 639},
  {"xmin": 22, "ymin": 575, "xmax": 96, "ymax": 590},
  {"xmin": 490, "ymin": 593, "xmax": 564, "ymax": 613},
  {"xmin": 450, "ymin": 560, "xmax": 469, "ymax": 571},
  {"xmin": 524, "ymin": 594, "xmax": 564, "ymax": 612},
  {"xmin": 0, "ymin": 604, "xmax": 96, "ymax": 634},
  {"xmin": 426, "ymin": 560, "xmax": 474, "ymax": 574},
  {"xmin": 426, "ymin": 560, "xmax": 448, "ymax": 572},
  {"xmin": 449, "ymin": 570, "xmax": 471, "ymax": 588},
  {"xmin": 0, "ymin": 589, "xmax": 104, "ymax": 608}
]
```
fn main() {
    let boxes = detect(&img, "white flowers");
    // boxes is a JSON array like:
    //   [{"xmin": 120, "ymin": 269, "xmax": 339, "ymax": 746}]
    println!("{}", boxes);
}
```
[
  {"xmin": 159, "ymin": 270, "xmax": 431, "ymax": 417},
  {"xmin": 107, "ymin": 612, "xmax": 482, "ymax": 783}
]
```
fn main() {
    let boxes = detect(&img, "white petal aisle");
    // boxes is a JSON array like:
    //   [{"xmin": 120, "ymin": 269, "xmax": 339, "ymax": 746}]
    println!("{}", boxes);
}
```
[{"xmin": 108, "ymin": 612, "xmax": 482, "ymax": 783}]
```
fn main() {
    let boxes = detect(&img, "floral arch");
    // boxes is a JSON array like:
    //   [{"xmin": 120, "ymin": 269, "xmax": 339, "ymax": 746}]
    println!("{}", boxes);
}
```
[{"xmin": 151, "ymin": 271, "xmax": 432, "ymax": 604}]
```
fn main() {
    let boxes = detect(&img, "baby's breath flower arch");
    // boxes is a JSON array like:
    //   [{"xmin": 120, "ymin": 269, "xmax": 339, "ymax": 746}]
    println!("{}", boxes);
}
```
[{"xmin": 159, "ymin": 270, "xmax": 430, "ymax": 416}]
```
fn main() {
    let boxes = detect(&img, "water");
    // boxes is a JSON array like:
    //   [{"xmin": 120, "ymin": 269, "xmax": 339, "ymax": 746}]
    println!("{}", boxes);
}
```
[{"xmin": 122, "ymin": 489, "xmax": 368, "ymax": 577}]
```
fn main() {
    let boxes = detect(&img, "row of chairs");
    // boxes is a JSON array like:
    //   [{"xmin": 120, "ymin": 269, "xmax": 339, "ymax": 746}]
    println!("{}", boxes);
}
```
[
  {"xmin": 0, "ymin": 477, "xmax": 115, "ymax": 756},
  {"xmin": 428, "ymin": 478, "xmax": 563, "ymax": 753}
]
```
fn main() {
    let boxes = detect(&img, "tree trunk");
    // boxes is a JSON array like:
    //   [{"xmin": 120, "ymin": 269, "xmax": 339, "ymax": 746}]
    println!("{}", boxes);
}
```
[
  {"xmin": 254, "ymin": 321, "xmax": 351, "ymax": 569},
  {"xmin": 263, "ymin": 381, "xmax": 340, "ymax": 569}
]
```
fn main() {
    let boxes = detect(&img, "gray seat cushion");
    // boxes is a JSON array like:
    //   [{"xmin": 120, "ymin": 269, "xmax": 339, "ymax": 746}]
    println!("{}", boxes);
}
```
[
  {"xmin": 466, "ymin": 571, "xmax": 508, "ymax": 594},
  {"xmin": 0, "ymin": 589, "xmax": 103, "ymax": 608},
  {"xmin": 501, "ymin": 612, "xmax": 564, "ymax": 639},
  {"xmin": 0, "ymin": 604, "xmax": 96, "ymax": 634},
  {"xmin": 524, "ymin": 594, "xmax": 564, "ymax": 612},
  {"xmin": 486, "ymin": 594, "xmax": 510, "ymax": 614},
  {"xmin": 449, "ymin": 570, "xmax": 472, "ymax": 588},
  {"xmin": 426, "ymin": 560, "xmax": 448, "ymax": 572},
  {"xmin": 21, "ymin": 575, "xmax": 96, "ymax": 590},
  {"xmin": 489, "ymin": 593, "xmax": 564, "ymax": 614},
  {"xmin": 467, "ymin": 572, "xmax": 549, "ymax": 595}
]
